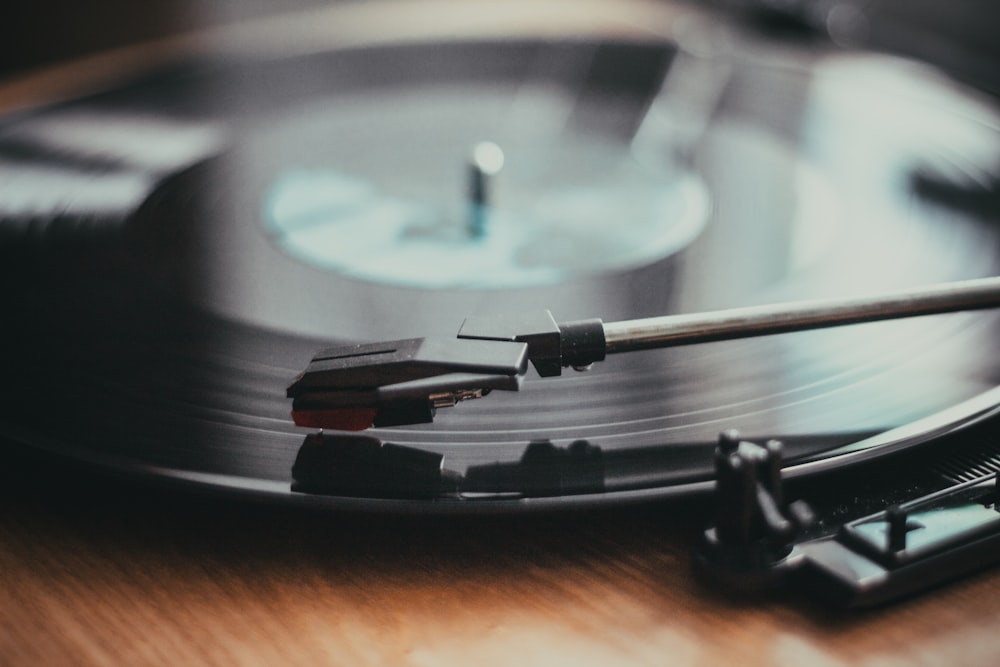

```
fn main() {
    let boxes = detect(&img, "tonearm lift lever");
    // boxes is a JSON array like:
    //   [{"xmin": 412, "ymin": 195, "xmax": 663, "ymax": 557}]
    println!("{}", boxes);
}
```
[{"xmin": 287, "ymin": 276, "xmax": 1000, "ymax": 430}]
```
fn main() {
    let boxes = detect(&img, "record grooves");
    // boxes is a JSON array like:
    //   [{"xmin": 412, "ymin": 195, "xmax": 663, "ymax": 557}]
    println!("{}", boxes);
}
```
[{"xmin": 1, "ymin": 1, "xmax": 999, "ymax": 511}]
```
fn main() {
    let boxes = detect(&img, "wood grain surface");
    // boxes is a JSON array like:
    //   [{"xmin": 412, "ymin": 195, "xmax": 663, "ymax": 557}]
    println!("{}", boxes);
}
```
[{"xmin": 2, "ymin": 451, "xmax": 999, "ymax": 667}]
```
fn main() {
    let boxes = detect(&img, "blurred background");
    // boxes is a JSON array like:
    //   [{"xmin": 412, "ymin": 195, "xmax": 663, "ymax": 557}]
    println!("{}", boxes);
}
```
[
  {"xmin": 3, "ymin": 0, "xmax": 999, "ymax": 94},
  {"xmin": 1, "ymin": 0, "xmax": 326, "ymax": 75}
]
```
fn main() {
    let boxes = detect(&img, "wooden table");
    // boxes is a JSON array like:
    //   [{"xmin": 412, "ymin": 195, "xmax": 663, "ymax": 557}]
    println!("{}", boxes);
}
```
[{"xmin": 2, "ymin": 451, "xmax": 999, "ymax": 667}]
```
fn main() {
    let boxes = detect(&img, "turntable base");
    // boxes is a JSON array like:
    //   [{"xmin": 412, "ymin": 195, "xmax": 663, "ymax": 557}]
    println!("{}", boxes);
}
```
[{"xmin": 3, "ymin": 456, "xmax": 1000, "ymax": 666}]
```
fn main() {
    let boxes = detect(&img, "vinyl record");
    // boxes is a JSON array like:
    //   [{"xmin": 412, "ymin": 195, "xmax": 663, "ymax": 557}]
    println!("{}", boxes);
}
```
[{"xmin": 1, "ymin": 1, "xmax": 999, "ymax": 510}]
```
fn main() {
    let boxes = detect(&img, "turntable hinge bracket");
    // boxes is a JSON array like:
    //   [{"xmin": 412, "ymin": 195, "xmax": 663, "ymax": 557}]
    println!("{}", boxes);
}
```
[
  {"xmin": 791, "ymin": 469, "xmax": 1000, "ymax": 607},
  {"xmin": 696, "ymin": 429, "xmax": 1000, "ymax": 607},
  {"xmin": 694, "ymin": 430, "xmax": 815, "ymax": 594}
]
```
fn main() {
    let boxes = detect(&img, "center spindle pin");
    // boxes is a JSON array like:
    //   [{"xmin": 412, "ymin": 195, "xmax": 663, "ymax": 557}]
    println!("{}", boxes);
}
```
[{"xmin": 467, "ymin": 141, "xmax": 505, "ymax": 238}]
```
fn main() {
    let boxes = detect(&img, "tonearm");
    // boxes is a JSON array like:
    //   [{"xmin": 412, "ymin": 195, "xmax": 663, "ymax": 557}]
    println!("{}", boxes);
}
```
[{"xmin": 287, "ymin": 276, "xmax": 1000, "ymax": 430}]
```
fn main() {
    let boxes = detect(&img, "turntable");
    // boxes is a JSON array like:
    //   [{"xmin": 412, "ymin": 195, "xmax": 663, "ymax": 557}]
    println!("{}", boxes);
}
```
[{"xmin": 2, "ymin": 0, "xmax": 1000, "ymax": 607}]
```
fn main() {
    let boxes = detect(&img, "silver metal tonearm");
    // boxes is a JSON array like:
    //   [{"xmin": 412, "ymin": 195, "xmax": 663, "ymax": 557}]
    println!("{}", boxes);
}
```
[
  {"xmin": 601, "ymin": 276, "xmax": 1000, "ymax": 355},
  {"xmin": 291, "ymin": 276, "xmax": 1000, "ymax": 430}
]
